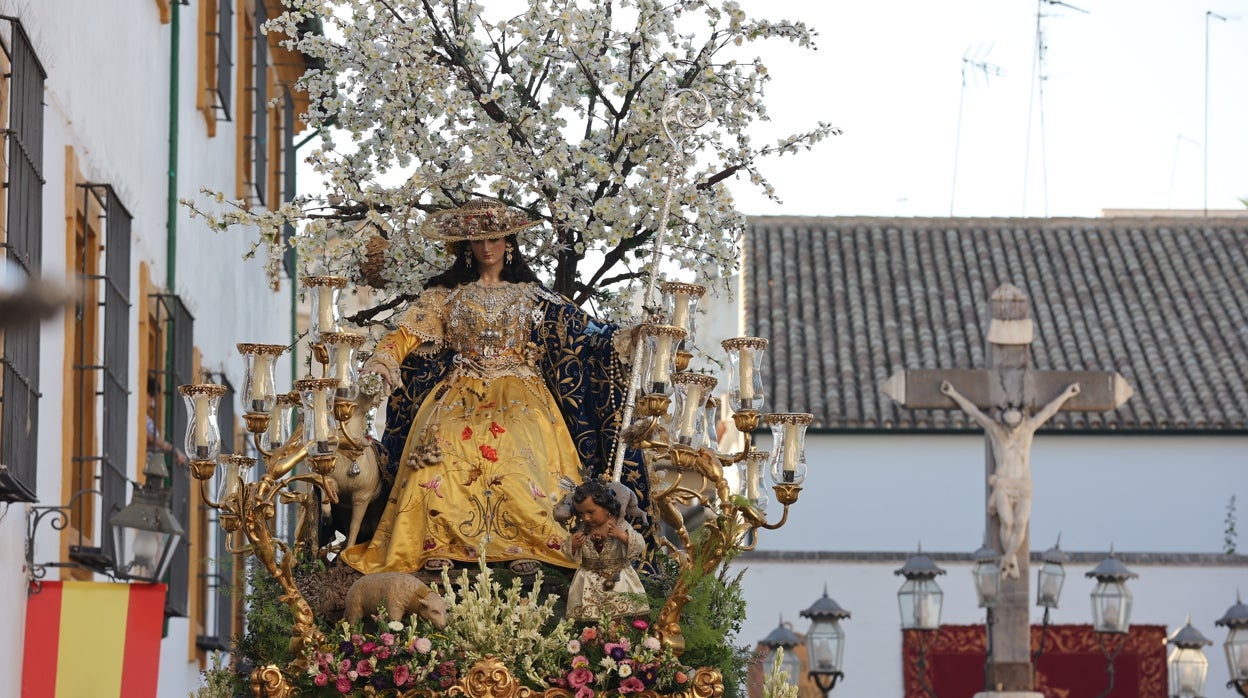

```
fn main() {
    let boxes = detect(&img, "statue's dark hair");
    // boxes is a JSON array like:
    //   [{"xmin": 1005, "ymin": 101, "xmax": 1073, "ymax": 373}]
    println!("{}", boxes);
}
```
[
  {"xmin": 571, "ymin": 478, "xmax": 622, "ymax": 519},
  {"xmin": 424, "ymin": 234, "xmax": 541, "ymax": 289}
]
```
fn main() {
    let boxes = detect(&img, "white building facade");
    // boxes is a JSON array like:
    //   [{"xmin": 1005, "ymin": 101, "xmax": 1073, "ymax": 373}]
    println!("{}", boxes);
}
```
[{"xmin": 0, "ymin": 1, "xmax": 309, "ymax": 695}]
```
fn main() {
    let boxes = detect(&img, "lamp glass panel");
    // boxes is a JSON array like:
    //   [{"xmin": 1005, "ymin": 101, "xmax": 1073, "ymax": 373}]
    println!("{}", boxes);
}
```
[
  {"xmin": 1167, "ymin": 646, "xmax": 1208, "ymax": 698},
  {"xmin": 973, "ymin": 559, "xmax": 1001, "ymax": 608},
  {"xmin": 1090, "ymin": 580, "xmax": 1132, "ymax": 633},
  {"xmin": 807, "ymin": 618, "xmax": 845, "ymax": 674},
  {"xmin": 898, "ymin": 578, "xmax": 943, "ymax": 630},
  {"xmin": 1226, "ymin": 628, "xmax": 1248, "ymax": 681},
  {"xmin": 1036, "ymin": 561, "xmax": 1065, "ymax": 608}
]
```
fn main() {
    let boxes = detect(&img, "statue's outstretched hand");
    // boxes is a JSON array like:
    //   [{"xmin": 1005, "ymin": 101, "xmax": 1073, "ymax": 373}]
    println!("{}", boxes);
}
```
[
  {"xmin": 361, "ymin": 361, "xmax": 396, "ymax": 392},
  {"xmin": 1066, "ymin": 383, "xmax": 1081, "ymax": 397},
  {"xmin": 940, "ymin": 380, "xmax": 955, "ymax": 396}
]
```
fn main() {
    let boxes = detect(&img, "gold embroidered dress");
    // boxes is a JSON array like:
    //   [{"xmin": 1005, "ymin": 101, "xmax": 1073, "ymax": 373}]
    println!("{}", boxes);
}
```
[{"xmin": 340, "ymin": 282, "xmax": 583, "ymax": 573}]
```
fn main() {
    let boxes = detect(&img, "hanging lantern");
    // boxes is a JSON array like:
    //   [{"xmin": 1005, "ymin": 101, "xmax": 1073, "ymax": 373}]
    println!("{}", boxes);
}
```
[{"xmin": 109, "ymin": 452, "xmax": 185, "ymax": 583}]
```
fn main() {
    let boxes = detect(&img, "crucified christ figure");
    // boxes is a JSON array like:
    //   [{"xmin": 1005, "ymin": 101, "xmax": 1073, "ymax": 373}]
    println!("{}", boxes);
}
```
[{"xmin": 940, "ymin": 381, "xmax": 1082, "ymax": 579}]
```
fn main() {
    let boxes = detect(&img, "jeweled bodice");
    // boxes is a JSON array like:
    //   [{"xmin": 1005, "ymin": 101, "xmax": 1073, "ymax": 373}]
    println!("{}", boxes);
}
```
[{"xmin": 444, "ymin": 282, "xmax": 541, "ymax": 378}]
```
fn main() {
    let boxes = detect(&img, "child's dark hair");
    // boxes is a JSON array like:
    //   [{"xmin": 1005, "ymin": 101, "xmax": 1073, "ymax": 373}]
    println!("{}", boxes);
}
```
[{"xmin": 571, "ymin": 479, "xmax": 621, "ymax": 519}]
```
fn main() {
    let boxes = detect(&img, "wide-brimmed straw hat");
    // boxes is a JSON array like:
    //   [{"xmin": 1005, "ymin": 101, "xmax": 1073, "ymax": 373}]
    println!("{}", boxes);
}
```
[{"xmin": 419, "ymin": 199, "xmax": 541, "ymax": 242}]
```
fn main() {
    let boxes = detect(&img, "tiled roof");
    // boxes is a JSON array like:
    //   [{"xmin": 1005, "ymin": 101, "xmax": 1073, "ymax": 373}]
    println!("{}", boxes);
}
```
[{"xmin": 743, "ymin": 216, "xmax": 1248, "ymax": 432}]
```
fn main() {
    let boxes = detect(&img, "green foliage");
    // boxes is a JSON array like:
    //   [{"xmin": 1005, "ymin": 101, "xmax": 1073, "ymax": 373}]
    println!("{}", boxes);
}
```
[
  {"xmin": 189, "ymin": 651, "xmax": 245, "ymax": 698},
  {"xmin": 1226, "ymin": 494, "xmax": 1239, "ymax": 554},
  {"xmin": 235, "ymin": 559, "xmax": 301, "ymax": 671},
  {"xmin": 643, "ymin": 550, "xmax": 754, "ymax": 698}
]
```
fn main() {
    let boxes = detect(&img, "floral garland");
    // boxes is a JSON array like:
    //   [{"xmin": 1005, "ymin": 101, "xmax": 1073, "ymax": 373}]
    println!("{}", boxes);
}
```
[{"xmin": 298, "ymin": 560, "xmax": 692, "ymax": 697}]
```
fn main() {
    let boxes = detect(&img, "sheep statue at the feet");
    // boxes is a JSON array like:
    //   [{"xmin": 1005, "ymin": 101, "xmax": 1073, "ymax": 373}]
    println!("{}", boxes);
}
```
[
  {"xmin": 321, "ymin": 378, "xmax": 388, "ymax": 550},
  {"xmin": 344, "ymin": 572, "xmax": 448, "ymax": 628}
]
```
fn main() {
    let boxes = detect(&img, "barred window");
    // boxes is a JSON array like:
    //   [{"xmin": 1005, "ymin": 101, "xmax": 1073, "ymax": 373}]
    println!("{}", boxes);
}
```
[
  {"xmin": 64, "ymin": 183, "xmax": 131, "ymax": 572},
  {"xmin": 153, "ymin": 293, "xmax": 195, "ymax": 617},
  {"xmin": 199, "ymin": 0, "xmax": 234, "ymax": 133},
  {"xmin": 0, "ymin": 17, "xmax": 46, "ymax": 503},
  {"xmin": 239, "ymin": 0, "xmax": 269, "ymax": 205}
]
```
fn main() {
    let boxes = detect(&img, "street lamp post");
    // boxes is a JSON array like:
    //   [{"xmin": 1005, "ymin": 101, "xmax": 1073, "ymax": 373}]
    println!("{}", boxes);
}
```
[
  {"xmin": 801, "ymin": 586, "xmax": 850, "ymax": 696},
  {"xmin": 1087, "ymin": 550, "xmax": 1138, "ymax": 698},
  {"xmin": 897, "ymin": 549, "xmax": 945, "ymax": 697},
  {"xmin": 1033, "ymin": 537, "xmax": 1067, "ymax": 663}
]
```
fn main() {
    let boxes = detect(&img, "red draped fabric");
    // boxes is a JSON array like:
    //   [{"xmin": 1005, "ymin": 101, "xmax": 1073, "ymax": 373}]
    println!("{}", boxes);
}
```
[{"xmin": 901, "ymin": 624, "xmax": 1166, "ymax": 698}]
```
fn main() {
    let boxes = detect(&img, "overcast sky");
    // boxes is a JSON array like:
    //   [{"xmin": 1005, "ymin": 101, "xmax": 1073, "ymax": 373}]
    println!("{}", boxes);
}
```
[{"xmin": 726, "ymin": 0, "xmax": 1248, "ymax": 219}]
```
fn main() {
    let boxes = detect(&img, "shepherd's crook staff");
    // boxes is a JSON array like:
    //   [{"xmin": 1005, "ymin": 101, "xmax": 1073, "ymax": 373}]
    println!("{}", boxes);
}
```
[{"xmin": 610, "ymin": 89, "xmax": 713, "ymax": 482}]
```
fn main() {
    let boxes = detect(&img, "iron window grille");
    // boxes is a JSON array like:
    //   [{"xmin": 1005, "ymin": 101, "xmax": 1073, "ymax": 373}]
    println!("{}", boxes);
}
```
[
  {"xmin": 70, "ymin": 183, "xmax": 132, "ymax": 570},
  {"xmin": 0, "ymin": 16, "xmax": 46, "ymax": 503},
  {"xmin": 245, "ymin": 0, "xmax": 268, "ymax": 205},
  {"xmin": 153, "ymin": 293, "xmax": 195, "ymax": 617},
  {"xmin": 207, "ymin": 0, "xmax": 234, "ymax": 121}
]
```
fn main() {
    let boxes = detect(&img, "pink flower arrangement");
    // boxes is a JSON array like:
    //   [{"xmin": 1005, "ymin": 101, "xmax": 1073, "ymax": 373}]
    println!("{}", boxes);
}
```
[
  {"xmin": 305, "ymin": 617, "xmax": 450, "ymax": 696},
  {"xmin": 549, "ymin": 619, "xmax": 690, "ymax": 696}
]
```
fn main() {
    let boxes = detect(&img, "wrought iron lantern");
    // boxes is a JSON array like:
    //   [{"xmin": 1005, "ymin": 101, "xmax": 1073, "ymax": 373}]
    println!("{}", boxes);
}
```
[
  {"xmin": 109, "ymin": 452, "xmax": 185, "ymax": 582},
  {"xmin": 896, "ymin": 549, "xmax": 946, "ymax": 630},
  {"xmin": 971, "ymin": 541, "xmax": 1002, "ymax": 609},
  {"xmin": 759, "ymin": 616, "xmax": 803, "ymax": 686},
  {"xmin": 1166, "ymin": 616, "xmax": 1212, "ymax": 698},
  {"xmin": 801, "ymin": 586, "xmax": 850, "ymax": 694},
  {"xmin": 1086, "ymin": 550, "xmax": 1137, "ymax": 634},
  {"xmin": 1215, "ymin": 594, "xmax": 1248, "ymax": 696},
  {"xmin": 1036, "ymin": 536, "xmax": 1068, "ymax": 609}
]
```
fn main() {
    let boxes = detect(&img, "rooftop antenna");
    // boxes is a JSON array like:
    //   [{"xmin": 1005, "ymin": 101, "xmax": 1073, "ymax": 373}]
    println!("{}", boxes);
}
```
[
  {"xmin": 950, "ymin": 44, "xmax": 1003, "ymax": 216},
  {"xmin": 1022, "ymin": 0, "xmax": 1088, "ymax": 217},
  {"xmin": 1204, "ymin": 10, "xmax": 1227, "ymax": 217}
]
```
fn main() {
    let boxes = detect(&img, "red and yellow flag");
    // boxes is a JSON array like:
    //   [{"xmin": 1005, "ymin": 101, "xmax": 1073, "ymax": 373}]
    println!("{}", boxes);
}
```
[{"xmin": 22, "ymin": 581, "xmax": 167, "ymax": 698}]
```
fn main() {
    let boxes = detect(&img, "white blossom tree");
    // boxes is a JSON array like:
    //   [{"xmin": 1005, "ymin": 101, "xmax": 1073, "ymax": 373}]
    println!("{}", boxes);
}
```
[{"xmin": 191, "ymin": 0, "xmax": 838, "ymax": 322}]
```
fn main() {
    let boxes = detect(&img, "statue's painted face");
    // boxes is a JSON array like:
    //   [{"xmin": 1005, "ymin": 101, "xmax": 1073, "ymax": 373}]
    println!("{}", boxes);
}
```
[{"xmin": 1002, "ymin": 408, "xmax": 1023, "ymax": 427}]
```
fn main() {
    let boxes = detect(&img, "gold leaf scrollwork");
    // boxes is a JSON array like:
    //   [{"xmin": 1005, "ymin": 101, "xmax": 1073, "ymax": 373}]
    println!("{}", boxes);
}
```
[
  {"xmin": 447, "ymin": 655, "xmax": 536, "ymax": 698},
  {"xmin": 250, "ymin": 663, "xmax": 295, "ymax": 698}
]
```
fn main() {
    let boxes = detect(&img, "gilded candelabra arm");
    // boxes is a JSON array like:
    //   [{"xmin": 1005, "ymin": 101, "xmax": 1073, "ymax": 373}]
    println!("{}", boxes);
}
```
[
  {"xmin": 239, "ymin": 474, "xmax": 323, "ymax": 678},
  {"xmin": 748, "ymin": 484, "xmax": 803, "ymax": 531},
  {"xmin": 655, "ymin": 505, "xmax": 737, "ymax": 656},
  {"xmin": 197, "ymin": 477, "xmax": 224, "ymax": 510},
  {"xmin": 265, "ymin": 440, "xmax": 310, "ymax": 481}
]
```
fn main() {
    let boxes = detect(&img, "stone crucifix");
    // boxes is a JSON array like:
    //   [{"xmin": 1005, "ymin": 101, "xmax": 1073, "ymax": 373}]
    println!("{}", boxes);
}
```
[{"xmin": 880, "ymin": 283, "xmax": 1133, "ymax": 695}]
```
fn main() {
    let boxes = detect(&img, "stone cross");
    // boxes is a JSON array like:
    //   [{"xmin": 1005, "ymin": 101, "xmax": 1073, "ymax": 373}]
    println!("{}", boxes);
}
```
[{"xmin": 880, "ymin": 284, "xmax": 1133, "ymax": 695}]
